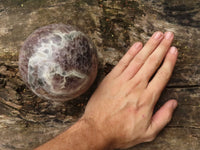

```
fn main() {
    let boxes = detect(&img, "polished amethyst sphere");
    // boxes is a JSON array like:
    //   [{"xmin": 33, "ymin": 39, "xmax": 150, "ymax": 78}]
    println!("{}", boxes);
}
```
[{"xmin": 19, "ymin": 24, "xmax": 98, "ymax": 101}]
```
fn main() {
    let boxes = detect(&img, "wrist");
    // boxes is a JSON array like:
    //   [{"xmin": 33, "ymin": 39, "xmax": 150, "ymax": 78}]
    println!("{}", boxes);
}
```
[{"xmin": 78, "ymin": 117, "xmax": 113, "ymax": 150}]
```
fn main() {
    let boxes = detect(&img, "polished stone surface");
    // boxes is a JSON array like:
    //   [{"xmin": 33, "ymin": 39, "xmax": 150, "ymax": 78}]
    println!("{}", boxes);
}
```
[{"xmin": 19, "ymin": 24, "xmax": 97, "ymax": 101}]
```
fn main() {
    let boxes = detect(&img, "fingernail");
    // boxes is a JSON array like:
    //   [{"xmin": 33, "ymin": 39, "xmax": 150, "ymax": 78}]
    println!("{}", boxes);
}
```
[
  {"xmin": 153, "ymin": 32, "xmax": 163, "ymax": 39},
  {"xmin": 134, "ymin": 42, "xmax": 142, "ymax": 49},
  {"xmin": 165, "ymin": 32, "xmax": 174, "ymax": 40},
  {"xmin": 170, "ymin": 47, "xmax": 177, "ymax": 54}
]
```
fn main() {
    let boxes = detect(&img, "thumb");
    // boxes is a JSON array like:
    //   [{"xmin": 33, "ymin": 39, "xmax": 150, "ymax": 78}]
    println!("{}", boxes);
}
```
[{"xmin": 145, "ymin": 100, "xmax": 178, "ymax": 142}]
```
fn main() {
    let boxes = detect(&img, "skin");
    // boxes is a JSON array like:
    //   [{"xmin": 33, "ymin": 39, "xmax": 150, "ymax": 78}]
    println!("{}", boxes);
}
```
[{"xmin": 35, "ymin": 31, "xmax": 178, "ymax": 150}]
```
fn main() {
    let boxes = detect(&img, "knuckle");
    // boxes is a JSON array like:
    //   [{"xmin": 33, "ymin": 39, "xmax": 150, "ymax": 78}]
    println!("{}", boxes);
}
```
[
  {"xmin": 126, "ymin": 104, "xmax": 139, "ymax": 114},
  {"xmin": 119, "ymin": 59, "xmax": 128, "ymax": 68},
  {"xmin": 148, "ymin": 55, "xmax": 160, "ymax": 67},
  {"xmin": 131, "ymin": 76, "xmax": 143, "ymax": 88},
  {"xmin": 134, "ymin": 55, "xmax": 144, "ymax": 65},
  {"xmin": 123, "ymin": 68, "xmax": 134, "ymax": 79},
  {"xmin": 158, "ymin": 68, "xmax": 171, "ymax": 79},
  {"xmin": 126, "ymin": 70, "xmax": 134, "ymax": 78}
]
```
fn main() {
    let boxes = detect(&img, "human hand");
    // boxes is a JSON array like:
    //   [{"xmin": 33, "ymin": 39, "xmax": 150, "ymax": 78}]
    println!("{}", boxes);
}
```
[{"xmin": 82, "ymin": 31, "xmax": 178, "ymax": 149}]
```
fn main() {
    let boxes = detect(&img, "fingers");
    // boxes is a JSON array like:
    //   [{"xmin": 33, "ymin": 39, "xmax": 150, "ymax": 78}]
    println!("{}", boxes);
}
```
[
  {"xmin": 145, "ymin": 100, "xmax": 177, "ymax": 142},
  {"xmin": 147, "ymin": 46, "xmax": 178, "ymax": 106},
  {"xmin": 119, "ymin": 31, "xmax": 164, "ymax": 81},
  {"xmin": 134, "ymin": 32, "xmax": 174, "ymax": 83},
  {"xmin": 110, "ymin": 42, "xmax": 143, "ymax": 78}
]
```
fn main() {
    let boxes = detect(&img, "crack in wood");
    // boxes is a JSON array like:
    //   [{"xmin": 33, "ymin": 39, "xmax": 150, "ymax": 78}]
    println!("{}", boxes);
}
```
[
  {"xmin": 167, "ymin": 85, "xmax": 200, "ymax": 89},
  {"xmin": 0, "ymin": 9, "xmax": 4, "ymax": 13},
  {"xmin": 167, "ymin": 125, "xmax": 200, "ymax": 129}
]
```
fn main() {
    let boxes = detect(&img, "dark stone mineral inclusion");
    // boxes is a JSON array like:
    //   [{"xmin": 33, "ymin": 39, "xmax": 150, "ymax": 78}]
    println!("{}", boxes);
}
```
[{"xmin": 19, "ymin": 24, "xmax": 98, "ymax": 101}]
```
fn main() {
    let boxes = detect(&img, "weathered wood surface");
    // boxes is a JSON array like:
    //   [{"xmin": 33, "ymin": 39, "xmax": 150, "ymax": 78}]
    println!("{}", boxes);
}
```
[{"xmin": 0, "ymin": 0, "xmax": 199, "ymax": 150}]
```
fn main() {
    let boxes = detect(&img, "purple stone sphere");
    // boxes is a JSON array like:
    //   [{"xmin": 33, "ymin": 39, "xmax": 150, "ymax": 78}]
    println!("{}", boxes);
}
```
[{"xmin": 19, "ymin": 24, "xmax": 98, "ymax": 101}]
